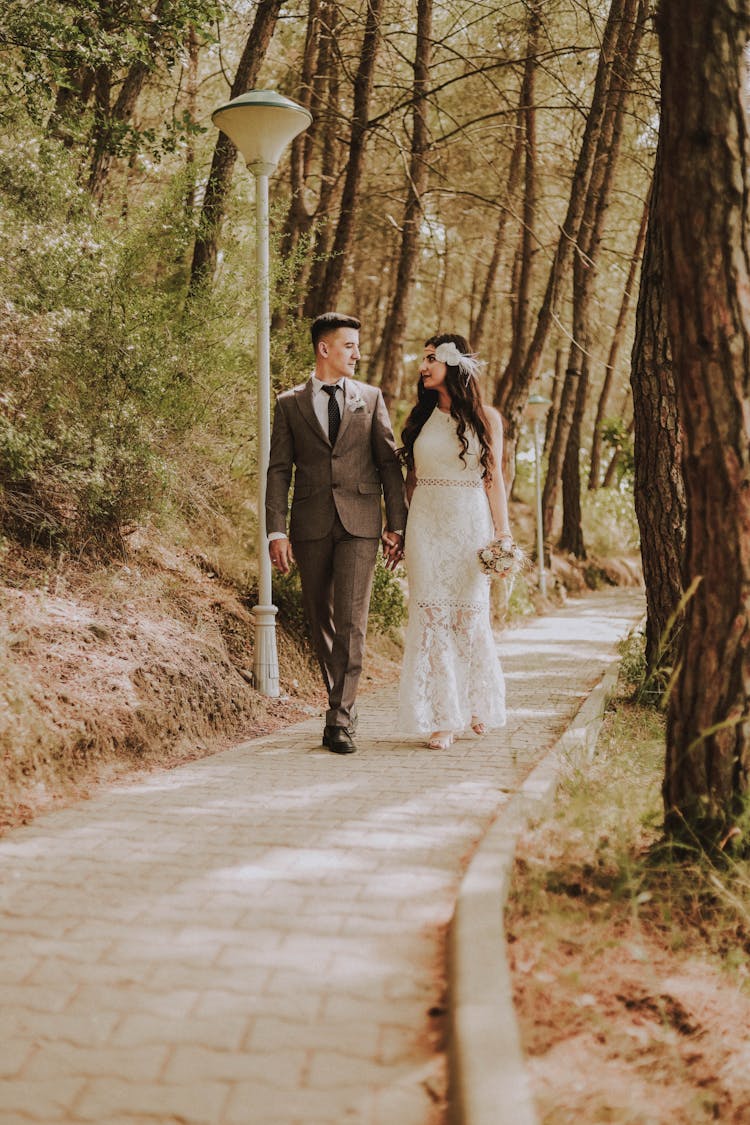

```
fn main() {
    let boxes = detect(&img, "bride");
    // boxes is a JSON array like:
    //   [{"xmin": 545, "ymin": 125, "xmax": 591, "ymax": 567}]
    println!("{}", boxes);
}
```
[{"xmin": 397, "ymin": 333, "xmax": 512, "ymax": 750}]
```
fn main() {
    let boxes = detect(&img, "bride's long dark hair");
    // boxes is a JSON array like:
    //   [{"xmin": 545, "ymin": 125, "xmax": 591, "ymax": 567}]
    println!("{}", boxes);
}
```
[{"xmin": 400, "ymin": 333, "xmax": 495, "ymax": 479}]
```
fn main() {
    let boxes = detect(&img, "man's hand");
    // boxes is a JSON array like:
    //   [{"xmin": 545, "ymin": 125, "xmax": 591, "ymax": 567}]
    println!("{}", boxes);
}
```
[
  {"xmin": 381, "ymin": 531, "xmax": 404, "ymax": 571},
  {"xmin": 269, "ymin": 536, "xmax": 294, "ymax": 575}
]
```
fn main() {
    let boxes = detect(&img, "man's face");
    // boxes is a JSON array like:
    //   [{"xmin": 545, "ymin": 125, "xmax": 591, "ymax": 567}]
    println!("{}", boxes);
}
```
[{"xmin": 320, "ymin": 327, "xmax": 361, "ymax": 379}]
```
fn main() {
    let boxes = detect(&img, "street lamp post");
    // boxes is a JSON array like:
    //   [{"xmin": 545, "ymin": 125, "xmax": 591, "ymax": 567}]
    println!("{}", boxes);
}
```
[
  {"xmin": 526, "ymin": 393, "xmax": 552, "ymax": 597},
  {"xmin": 212, "ymin": 90, "xmax": 312, "ymax": 696}
]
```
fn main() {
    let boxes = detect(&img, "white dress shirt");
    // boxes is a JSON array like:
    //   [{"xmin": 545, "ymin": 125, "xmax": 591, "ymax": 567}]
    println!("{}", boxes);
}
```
[{"xmin": 312, "ymin": 375, "xmax": 345, "ymax": 437}]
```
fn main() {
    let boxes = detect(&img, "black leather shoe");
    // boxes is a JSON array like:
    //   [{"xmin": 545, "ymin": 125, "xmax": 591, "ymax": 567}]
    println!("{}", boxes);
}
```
[{"xmin": 322, "ymin": 725, "xmax": 357, "ymax": 754}]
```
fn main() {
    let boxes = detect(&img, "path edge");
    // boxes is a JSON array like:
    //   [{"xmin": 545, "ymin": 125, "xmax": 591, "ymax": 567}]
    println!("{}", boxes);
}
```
[{"xmin": 447, "ymin": 661, "xmax": 621, "ymax": 1125}]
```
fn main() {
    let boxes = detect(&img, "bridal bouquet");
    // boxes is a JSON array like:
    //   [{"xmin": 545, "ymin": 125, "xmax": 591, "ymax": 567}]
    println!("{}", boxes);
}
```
[{"xmin": 478, "ymin": 538, "xmax": 526, "ymax": 579}]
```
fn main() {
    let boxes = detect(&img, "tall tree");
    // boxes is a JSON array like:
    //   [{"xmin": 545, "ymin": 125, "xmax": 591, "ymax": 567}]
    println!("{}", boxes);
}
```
[
  {"xmin": 470, "ymin": 118, "xmax": 523, "ymax": 353},
  {"xmin": 494, "ymin": 0, "xmax": 631, "ymax": 443},
  {"xmin": 630, "ymin": 158, "xmax": 685, "ymax": 682},
  {"xmin": 188, "ymin": 0, "xmax": 283, "ymax": 294},
  {"xmin": 589, "ymin": 194, "xmax": 649, "ymax": 488},
  {"xmin": 557, "ymin": 0, "xmax": 647, "ymax": 555},
  {"xmin": 303, "ymin": 0, "xmax": 385, "ymax": 315},
  {"xmin": 658, "ymin": 0, "xmax": 750, "ymax": 842},
  {"xmin": 376, "ymin": 0, "xmax": 433, "ymax": 409},
  {"xmin": 495, "ymin": 4, "xmax": 541, "ymax": 401},
  {"xmin": 541, "ymin": 0, "xmax": 643, "ymax": 540}
]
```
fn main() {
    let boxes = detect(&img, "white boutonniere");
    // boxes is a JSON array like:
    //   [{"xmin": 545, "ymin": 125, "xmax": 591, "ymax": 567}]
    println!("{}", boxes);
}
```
[{"xmin": 349, "ymin": 393, "xmax": 366, "ymax": 413}]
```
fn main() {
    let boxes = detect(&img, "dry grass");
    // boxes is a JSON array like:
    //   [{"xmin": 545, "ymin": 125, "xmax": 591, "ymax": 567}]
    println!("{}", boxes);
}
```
[{"xmin": 507, "ymin": 693, "xmax": 750, "ymax": 1124}]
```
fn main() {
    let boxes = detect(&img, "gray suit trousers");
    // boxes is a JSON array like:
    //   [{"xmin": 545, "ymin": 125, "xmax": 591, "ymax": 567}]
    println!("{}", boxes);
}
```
[{"xmin": 292, "ymin": 516, "xmax": 380, "ymax": 729}]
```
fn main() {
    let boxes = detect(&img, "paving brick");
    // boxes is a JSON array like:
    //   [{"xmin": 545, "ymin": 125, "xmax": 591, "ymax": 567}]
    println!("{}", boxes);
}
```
[
  {"xmin": 111, "ymin": 1012, "xmax": 248, "ymax": 1051},
  {"xmin": 223, "ymin": 1083, "xmax": 374, "ymax": 1124},
  {"xmin": 0, "ymin": 588, "xmax": 643, "ymax": 1125},
  {"xmin": 163, "ymin": 1044, "xmax": 307, "ymax": 1086},
  {"xmin": 0, "ymin": 1008, "xmax": 120, "ymax": 1048},
  {"xmin": 0, "ymin": 1040, "xmax": 32, "ymax": 1079},
  {"xmin": 0, "ymin": 1078, "xmax": 86, "ymax": 1121},
  {"xmin": 21, "ymin": 1042, "xmax": 169, "ymax": 1083},
  {"xmin": 73, "ymin": 1077, "xmax": 229, "ymax": 1123}
]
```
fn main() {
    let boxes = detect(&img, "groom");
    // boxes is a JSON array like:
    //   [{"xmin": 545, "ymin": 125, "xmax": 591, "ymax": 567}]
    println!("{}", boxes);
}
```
[{"xmin": 266, "ymin": 312, "xmax": 407, "ymax": 754}]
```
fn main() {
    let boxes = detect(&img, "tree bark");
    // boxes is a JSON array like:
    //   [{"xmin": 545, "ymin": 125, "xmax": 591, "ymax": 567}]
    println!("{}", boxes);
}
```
[
  {"xmin": 183, "ymin": 24, "xmax": 200, "ymax": 219},
  {"xmin": 497, "ymin": 4, "xmax": 541, "ymax": 400},
  {"xmin": 544, "ymin": 347, "xmax": 565, "ymax": 455},
  {"xmin": 659, "ymin": 0, "xmax": 750, "ymax": 842},
  {"xmin": 304, "ymin": 0, "xmax": 384, "ymax": 315},
  {"xmin": 299, "ymin": 3, "xmax": 343, "ymax": 316},
  {"xmin": 471, "ymin": 99, "xmax": 526, "ymax": 352},
  {"xmin": 188, "ymin": 0, "xmax": 283, "ymax": 295},
  {"xmin": 377, "ymin": 0, "xmax": 433, "ymax": 410},
  {"xmin": 589, "ymin": 191, "xmax": 649, "ymax": 487},
  {"xmin": 278, "ymin": 0, "xmax": 323, "ymax": 263},
  {"xmin": 630, "ymin": 143, "xmax": 685, "ymax": 682}
]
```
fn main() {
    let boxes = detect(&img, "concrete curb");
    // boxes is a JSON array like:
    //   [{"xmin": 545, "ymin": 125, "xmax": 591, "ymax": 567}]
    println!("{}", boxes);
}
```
[{"xmin": 448, "ymin": 661, "xmax": 621, "ymax": 1125}]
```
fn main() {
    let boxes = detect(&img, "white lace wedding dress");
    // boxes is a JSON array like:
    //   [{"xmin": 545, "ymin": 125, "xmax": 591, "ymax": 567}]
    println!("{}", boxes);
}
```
[{"xmin": 398, "ymin": 408, "xmax": 507, "ymax": 734}]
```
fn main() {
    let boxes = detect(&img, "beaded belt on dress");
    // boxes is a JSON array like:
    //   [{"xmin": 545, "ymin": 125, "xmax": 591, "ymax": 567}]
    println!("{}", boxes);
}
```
[{"xmin": 416, "ymin": 477, "xmax": 483, "ymax": 487}]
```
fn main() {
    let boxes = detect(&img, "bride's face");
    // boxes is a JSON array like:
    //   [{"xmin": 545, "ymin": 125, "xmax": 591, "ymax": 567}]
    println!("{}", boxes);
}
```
[{"xmin": 420, "ymin": 347, "xmax": 448, "ymax": 391}]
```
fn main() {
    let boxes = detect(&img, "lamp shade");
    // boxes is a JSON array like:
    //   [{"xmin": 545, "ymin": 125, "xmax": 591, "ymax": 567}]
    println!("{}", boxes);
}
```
[
  {"xmin": 212, "ymin": 90, "xmax": 312, "ymax": 170},
  {"xmin": 526, "ymin": 392, "xmax": 551, "ymax": 424}
]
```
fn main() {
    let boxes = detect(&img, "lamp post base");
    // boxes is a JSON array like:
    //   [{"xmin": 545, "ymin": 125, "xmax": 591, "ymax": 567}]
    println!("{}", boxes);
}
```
[{"xmin": 253, "ymin": 604, "xmax": 280, "ymax": 697}]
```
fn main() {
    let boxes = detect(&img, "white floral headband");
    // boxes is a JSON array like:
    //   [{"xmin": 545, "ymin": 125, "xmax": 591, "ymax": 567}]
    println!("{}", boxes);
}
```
[{"xmin": 434, "ymin": 341, "xmax": 483, "ymax": 386}]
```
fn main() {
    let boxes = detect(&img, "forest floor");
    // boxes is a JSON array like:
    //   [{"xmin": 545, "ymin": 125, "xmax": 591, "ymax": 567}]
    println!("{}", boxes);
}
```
[{"xmin": 506, "ymin": 694, "xmax": 750, "ymax": 1125}]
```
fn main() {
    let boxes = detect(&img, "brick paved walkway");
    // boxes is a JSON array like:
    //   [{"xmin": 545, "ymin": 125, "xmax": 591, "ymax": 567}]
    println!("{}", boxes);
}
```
[{"xmin": 0, "ymin": 587, "xmax": 643, "ymax": 1125}]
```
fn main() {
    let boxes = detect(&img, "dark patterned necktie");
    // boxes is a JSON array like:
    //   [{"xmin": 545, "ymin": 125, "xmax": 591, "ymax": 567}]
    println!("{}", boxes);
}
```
[{"xmin": 323, "ymin": 385, "xmax": 341, "ymax": 445}]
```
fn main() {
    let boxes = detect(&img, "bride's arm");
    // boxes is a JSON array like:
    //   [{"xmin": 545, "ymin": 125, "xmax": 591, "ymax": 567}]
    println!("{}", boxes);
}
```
[
  {"xmin": 406, "ymin": 466, "xmax": 417, "ymax": 505},
  {"xmin": 483, "ymin": 406, "xmax": 512, "ymax": 540}
]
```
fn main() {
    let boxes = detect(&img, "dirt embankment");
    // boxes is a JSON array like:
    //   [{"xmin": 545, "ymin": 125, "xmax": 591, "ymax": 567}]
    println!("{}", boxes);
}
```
[{"xmin": 0, "ymin": 536, "xmax": 339, "ymax": 834}]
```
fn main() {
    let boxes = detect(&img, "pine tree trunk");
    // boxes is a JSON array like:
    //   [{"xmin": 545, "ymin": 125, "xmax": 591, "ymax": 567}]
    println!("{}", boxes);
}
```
[
  {"xmin": 183, "ymin": 25, "xmax": 200, "ymax": 219},
  {"xmin": 278, "ymin": 0, "xmax": 322, "ymax": 263},
  {"xmin": 659, "ymin": 0, "xmax": 750, "ymax": 842},
  {"xmin": 300, "ymin": 4, "xmax": 343, "ymax": 317},
  {"xmin": 544, "ymin": 347, "xmax": 564, "ymax": 455},
  {"xmin": 188, "ymin": 0, "xmax": 283, "ymax": 295},
  {"xmin": 377, "ymin": 0, "xmax": 433, "ymax": 410},
  {"xmin": 589, "ymin": 192, "xmax": 649, "ymax": 487},
  {"xmin": 559, "ymin": 355, "xmax": 589, "ymax": 557},
  {"xmin": 544, "ymin": 0, "xmax": 643, "ymax": 548},
  {"xmin": 471, "ymin": 102, "xmax": 525, "ymax": 352},
  {"xmin": 496, "ymin": 5, "xmax": 541, "ymax": 399},
  {"xmin": 305, "ymin": 0, "xmax": 384, "ymax": 314},
  {"xmin": 630, "ymin": 142, "xmax": 685, "ymax": 681}
]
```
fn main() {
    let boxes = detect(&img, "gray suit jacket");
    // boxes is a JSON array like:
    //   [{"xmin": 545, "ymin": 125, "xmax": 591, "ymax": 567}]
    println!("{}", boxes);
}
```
[{"xmin": 266, "ymin": 376, "xmax": 407, "ymax": 542}]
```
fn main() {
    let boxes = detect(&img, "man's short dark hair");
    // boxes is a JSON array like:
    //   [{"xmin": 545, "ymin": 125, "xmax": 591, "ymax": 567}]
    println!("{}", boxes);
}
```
[{"xmin": 311, "ymin": 312, "xmax": 361, "ymax": 352}]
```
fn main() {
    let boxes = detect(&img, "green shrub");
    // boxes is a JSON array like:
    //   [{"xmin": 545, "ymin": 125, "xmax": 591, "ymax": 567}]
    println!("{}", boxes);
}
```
[
  {"xmin": 582, "ymin": 483, "xmax": 640, "ymax": 556},
  {"xmin": 368, "ymin": 555, "xmax": 407, "ymax": 636},
  {"xmin": 0, "ymin": 125, "xmax": 262, "ymax": 553}
]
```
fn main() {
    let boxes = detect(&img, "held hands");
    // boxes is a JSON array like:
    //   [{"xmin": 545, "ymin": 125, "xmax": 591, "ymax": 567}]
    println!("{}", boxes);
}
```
[
  {"xmin": 268, "ymin": 536, "xmax": 294, "ymax": 575},
  {"xmin": 381, "ymin": 531, "xmax": 404, "ymax": 571}
]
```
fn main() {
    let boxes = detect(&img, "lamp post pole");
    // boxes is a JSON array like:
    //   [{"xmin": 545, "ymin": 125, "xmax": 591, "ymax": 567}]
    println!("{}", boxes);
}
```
[
  {"xmin": 526, "ymin": 393, "xmax": 551, "ymax": 597},
  {"xmin": 211, "ymin": 90, "xmax": 312, "ymax": 697},
  {"xmin": 250, "ymin": 161, "xmax": 278, "ymax": 695}
]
